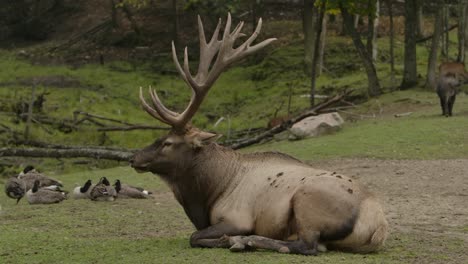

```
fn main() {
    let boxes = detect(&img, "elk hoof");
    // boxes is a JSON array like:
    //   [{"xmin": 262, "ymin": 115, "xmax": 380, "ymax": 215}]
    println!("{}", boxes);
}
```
[
  {"xmin": 278, "ymin": 246, "xmax": 290, "ymax": 253},
  {"xmin": 229, "ymin": 242, "xmax": 245, "ymax": 252}
]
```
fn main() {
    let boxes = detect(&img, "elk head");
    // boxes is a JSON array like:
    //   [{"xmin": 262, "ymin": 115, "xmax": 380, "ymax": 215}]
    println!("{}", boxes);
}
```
[{"xmin": 130, "ymin": 14, "xmax": 276, "ymax": 178}]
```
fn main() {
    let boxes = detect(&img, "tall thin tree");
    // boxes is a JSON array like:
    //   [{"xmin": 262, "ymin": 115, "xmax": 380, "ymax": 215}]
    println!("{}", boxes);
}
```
[
  {"xmin": 339, "ymin": 1, "xmax": 381, "ymax": 96},
  {"xmin": 457, "ymin": 1, "xmax": 467, "ymax": 63},
  {"xmin": 400, "ymin": 0, "xmax": 418, "ymax": 89},
  {"xmin": 303, "ymin": 0, "xmax": 318, "ymax": 74},
  {"xmin": 387, "ymin": 0, "xmax": 396, "ymax": 89},
  {"xmin": 426, "ymin": 6, "xmax": 443, "ymax": 90},
  {"xmin": 310, "ymin": 0, "xmax": 326, "ymax": 107}
]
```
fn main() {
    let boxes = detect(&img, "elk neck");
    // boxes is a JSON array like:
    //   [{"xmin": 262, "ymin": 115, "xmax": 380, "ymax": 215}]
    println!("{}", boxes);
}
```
[{"xmin": 164, "ymin": 143, "xmax": 245, "ymax": 230}]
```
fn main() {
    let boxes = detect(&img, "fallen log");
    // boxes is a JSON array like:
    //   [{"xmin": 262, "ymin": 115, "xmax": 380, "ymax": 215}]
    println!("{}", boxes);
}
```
[
  {"xmin": 229, "ymin": 90, "xmax": 352, "ymax": 150},
  {"xmin": 97, "ymin": 125, "xmax": 170, "ymax": 132},
  {"xmin": 0, "ymin": 147, "xmax": 134, "ymax": 161}
]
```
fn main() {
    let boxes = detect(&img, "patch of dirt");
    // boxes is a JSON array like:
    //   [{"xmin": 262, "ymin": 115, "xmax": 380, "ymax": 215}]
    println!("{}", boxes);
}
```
[{"xmin": 307, "ymin": 159, "xmax": 468, "ymax": 244}]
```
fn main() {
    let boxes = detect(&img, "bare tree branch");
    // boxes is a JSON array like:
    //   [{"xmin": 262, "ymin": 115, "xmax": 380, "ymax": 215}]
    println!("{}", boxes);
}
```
[
  {"xmin": 229, "ymin": 90, "xmax": 352, "ymax": 150},
  {"xmin": 97, "ymin": 125, "xmax": 170, "ymax": 132},
  {"xmin": 73, "ymin": 111, "xmax": 135, "ymax": 126},
  {"xmin": 416, "ymin": 23, "xmax": 458, "ymax": 43}
]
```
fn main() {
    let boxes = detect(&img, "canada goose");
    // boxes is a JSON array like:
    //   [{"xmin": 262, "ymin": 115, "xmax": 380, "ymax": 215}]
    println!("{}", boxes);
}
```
[
  {"xmin": 26, "ymin": 180, "xmax": 67, "ymax": 204},
  {"xmin": 72, "ymin": 180, "xmax": 94, "ymax": 199},
  {"xmin": 4, "ymin": 177, "xmax": 26, "ymax": 204},
  {"xmin": 90, "ymin": 177, "xmax": 117, "ymax": 201},
  {"xmin": 114, "ymin": 180, "xmax": 152, "ymax": 199},
  {"xmin": 18, "ymin": 166, "xmax": 63, "ymax": 190}
]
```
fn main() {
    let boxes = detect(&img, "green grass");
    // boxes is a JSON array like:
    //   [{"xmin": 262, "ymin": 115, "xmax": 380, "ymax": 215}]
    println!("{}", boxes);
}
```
[
  {"xmin": 0, "ymin": 25, "xmax": 413, "ymax": 153},
  {"xmin": 1, "ymin": 167, "xmax": 466, "ymax": 264},
  {"xmin": 249, "ymin": 90, "xmax": 468, "ymax": 160}
]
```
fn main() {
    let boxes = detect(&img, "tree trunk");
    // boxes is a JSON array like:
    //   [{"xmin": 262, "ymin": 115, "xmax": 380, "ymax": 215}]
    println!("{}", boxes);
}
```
[
  {"xmin": 416, "ymin": 0, "xmax": 424, "ymax": 38},
  {"xmin": 318, "ymin": 14, "xmax": 328, "ymax": 75},
  {"xmin": 172, "ymin": 0, "xmax": 179, "ymax": 48},
  {"xmin": 387, "ymin": 0, "xmax": 396, "ymax": 89},
  {"xmin": 0, "ymin": 147, "xmax": 134, "ymax": 161},
  {"xmin": 303, "ymin": 0, "xmax": 317, "ymax": 74},
  {"xmin": 464, "ymin": 2, "xmax": 468, "ymax": 50},
  {"xmin": 354, "ymin": 14, "xmax": 360, "ymax": 29},
  {"xmin": 110, "ymin": 0, "xmax": 118, "ymax": 28},
  {"xmin": 442, "ymin": 5, "xmax": 449, "ymax": 58},
  {"xmin": 457, "ymin": 2, "xmax": 467, "ymax": 63},
  {"xmin": 340, "ymin": 4, "xmax": 381, "ymax": 97},
  {"xmin": 426, "ymin": 7, "xmax": 443, "ymax": 90},
  {"xmin": 121, "ymin": 2, "xmax": 140, "ymax": 35},
  {"xmin": 310, "ymin": 0, "xmax": 326, "ymax": 107},
  {"xmin": 400, "ymin": 0, "xmax": 418, "ymax": 89},
  {"xmin": 367, "ymin": 0, "xmax": 379, "ymax": 62}
]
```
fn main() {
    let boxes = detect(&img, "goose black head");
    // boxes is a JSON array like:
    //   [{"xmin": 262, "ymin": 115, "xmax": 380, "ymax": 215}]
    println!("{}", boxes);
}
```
[
  {"xmin": 80, "ymin": 180, "xmax": 92, "ymax": 193},
  {"xmin": 23, "ymin": 165, "xmax": 35, "ymax": 174},
  {"xmin": 32, "ymin": 180, "xmax": 40, "ymax": 193},
  {"xmin": 99, "ymin": 177, "xmax": 110, "ymax": 186},
  {"xmin": 114, "ymin": 180, "xmax": 122, "ymax": 193}
]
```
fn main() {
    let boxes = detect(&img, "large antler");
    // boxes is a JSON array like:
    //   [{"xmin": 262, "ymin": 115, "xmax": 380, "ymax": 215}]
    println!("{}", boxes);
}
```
[{"xmin": 140, "ymin": 13, "xmax": 276, "ymax": 132}]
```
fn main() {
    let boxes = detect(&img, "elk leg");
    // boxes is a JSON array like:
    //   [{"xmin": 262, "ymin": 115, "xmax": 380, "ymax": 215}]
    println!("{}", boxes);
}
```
[
  {"xmin": 189, "ymin": 222, "xmax": 250, "ymax": 248},
  {"xmin": 438, "ymin": 95, "xmax": 446, "ymax": 116},
  {"xmin": 448, "ymin": 95, "xmax": 456, "ymax": 116},
  {"xmin": 227, "ymin": 235, "xmax": 318, "ymax": 255},
  {"xmin": 444, "ymin": 96, "xmax": 450, "ymax": 117}
]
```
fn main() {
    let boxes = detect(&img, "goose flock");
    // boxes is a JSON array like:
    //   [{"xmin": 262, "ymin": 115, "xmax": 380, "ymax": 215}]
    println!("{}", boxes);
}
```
[{"xmin": 4, "ymin": 166, "xmax": 152, "ymax": 205}]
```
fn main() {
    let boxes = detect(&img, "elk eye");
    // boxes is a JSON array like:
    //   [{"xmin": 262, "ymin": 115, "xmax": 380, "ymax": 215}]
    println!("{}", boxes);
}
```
[{"xmin": 163, "ymin": 141, "xmax": 172, "ymax": 147}]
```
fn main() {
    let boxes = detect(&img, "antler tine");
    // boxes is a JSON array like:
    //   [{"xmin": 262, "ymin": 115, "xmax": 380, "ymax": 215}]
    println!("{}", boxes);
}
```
[
  {"xmin": 140, "ymin": 13, "xmax": 275, "ymax": 131},
  {"xmin": 148, "ymin": 87, "xmax": 178, "ymax": 117},
  {"xmin": 172, "ymin": 41, "xmax": 189, "ymax": 85},
  {"xmin": 240, "ymin": 18, "xmax": 277, "ymax": 57},
  {"xmin": 195, "ymin": 16, "xmax": 222, "ymax": 85},
  {"xmin": 139, "ymin": 87, "xmax": 171, "ymax": 125}
]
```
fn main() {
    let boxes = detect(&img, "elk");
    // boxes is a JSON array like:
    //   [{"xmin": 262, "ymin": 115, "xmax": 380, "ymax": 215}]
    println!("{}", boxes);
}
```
[
  {"xmin": 131, "ymin": 14, "xmax": 388, "ymax": 255},
  {"xmin": 437, "ymin": 62, "xmax": 467, "ymax": 117}
]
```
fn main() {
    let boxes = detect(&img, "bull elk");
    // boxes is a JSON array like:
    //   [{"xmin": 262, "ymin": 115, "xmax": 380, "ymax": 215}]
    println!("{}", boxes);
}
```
[{"xmin": 131, "ymin": 14, "xmax": 388, "ymax": 255}]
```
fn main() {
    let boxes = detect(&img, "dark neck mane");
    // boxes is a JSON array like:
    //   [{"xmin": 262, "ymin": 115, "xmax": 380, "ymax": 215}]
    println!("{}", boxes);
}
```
[{"xmin": 163, "ymin": 144, "xmax": 242, "ymax": 230}]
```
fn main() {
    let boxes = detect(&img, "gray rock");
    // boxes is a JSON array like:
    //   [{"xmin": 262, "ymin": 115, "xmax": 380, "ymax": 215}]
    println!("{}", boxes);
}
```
[{"xmin": 289, "ymin": 112, "xmax": 344, "ymax": 140}]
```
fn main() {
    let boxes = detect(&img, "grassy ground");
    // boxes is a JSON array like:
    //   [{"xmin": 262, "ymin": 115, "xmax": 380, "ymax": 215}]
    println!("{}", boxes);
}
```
[
  {"xmin": 1, "ymin": 88, "xmax": 468, "ymax": 263},
  {"xmin": 1, "ymin": 166, "xmax": 466, "ymax": 264},
  {"xmin": 1, "ymin": 19, "xmax": 468, "ymax": 264},
  {"xmin": 250, "ymin": 89, "xmax": 468, "ymax": 160}
]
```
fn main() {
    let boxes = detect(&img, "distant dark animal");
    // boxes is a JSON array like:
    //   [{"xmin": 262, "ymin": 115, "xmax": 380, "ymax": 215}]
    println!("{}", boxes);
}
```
[
  {"xmin": 26, "ymin": 180, "xmax": 67, "ymax": 204},
  {"xmin": 267, "ymin": 115, "xmax": 290, "ymax": 129},
  {"xmin": 114, "ymin": 180, "xmax": 152, "ymax": 199},
  {"xmin": 89, "ymin": 177, "xmax": 117, "ymax": 201},
  {"xmin": 72, "ymin": 180, "xmax": 94, "ymax": 199},
  {"xmin": 437, "ymin": 73, "xmax": 460, "ymax": 117}
]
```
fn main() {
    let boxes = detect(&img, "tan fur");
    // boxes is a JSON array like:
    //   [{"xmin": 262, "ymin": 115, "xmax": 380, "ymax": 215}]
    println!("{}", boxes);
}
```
[
  {"xmin": 200, "ymin": 145, "xmax": 388, "ymax": 252},
  {"xmin": 439, "ymin": 62, "xmax": 468, "ymax": 82}
]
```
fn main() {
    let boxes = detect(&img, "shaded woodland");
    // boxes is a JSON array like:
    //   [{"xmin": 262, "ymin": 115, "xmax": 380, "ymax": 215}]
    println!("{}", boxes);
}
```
[{"xmin": 1, "ymin": 0, "xmax": 468, "ymax": 173}]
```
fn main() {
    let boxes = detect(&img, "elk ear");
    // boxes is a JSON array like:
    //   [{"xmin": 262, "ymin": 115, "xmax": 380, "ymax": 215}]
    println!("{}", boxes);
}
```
[{"xmin": 192, "ymin": 131, "xmax": 222, "ymax": 148}]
